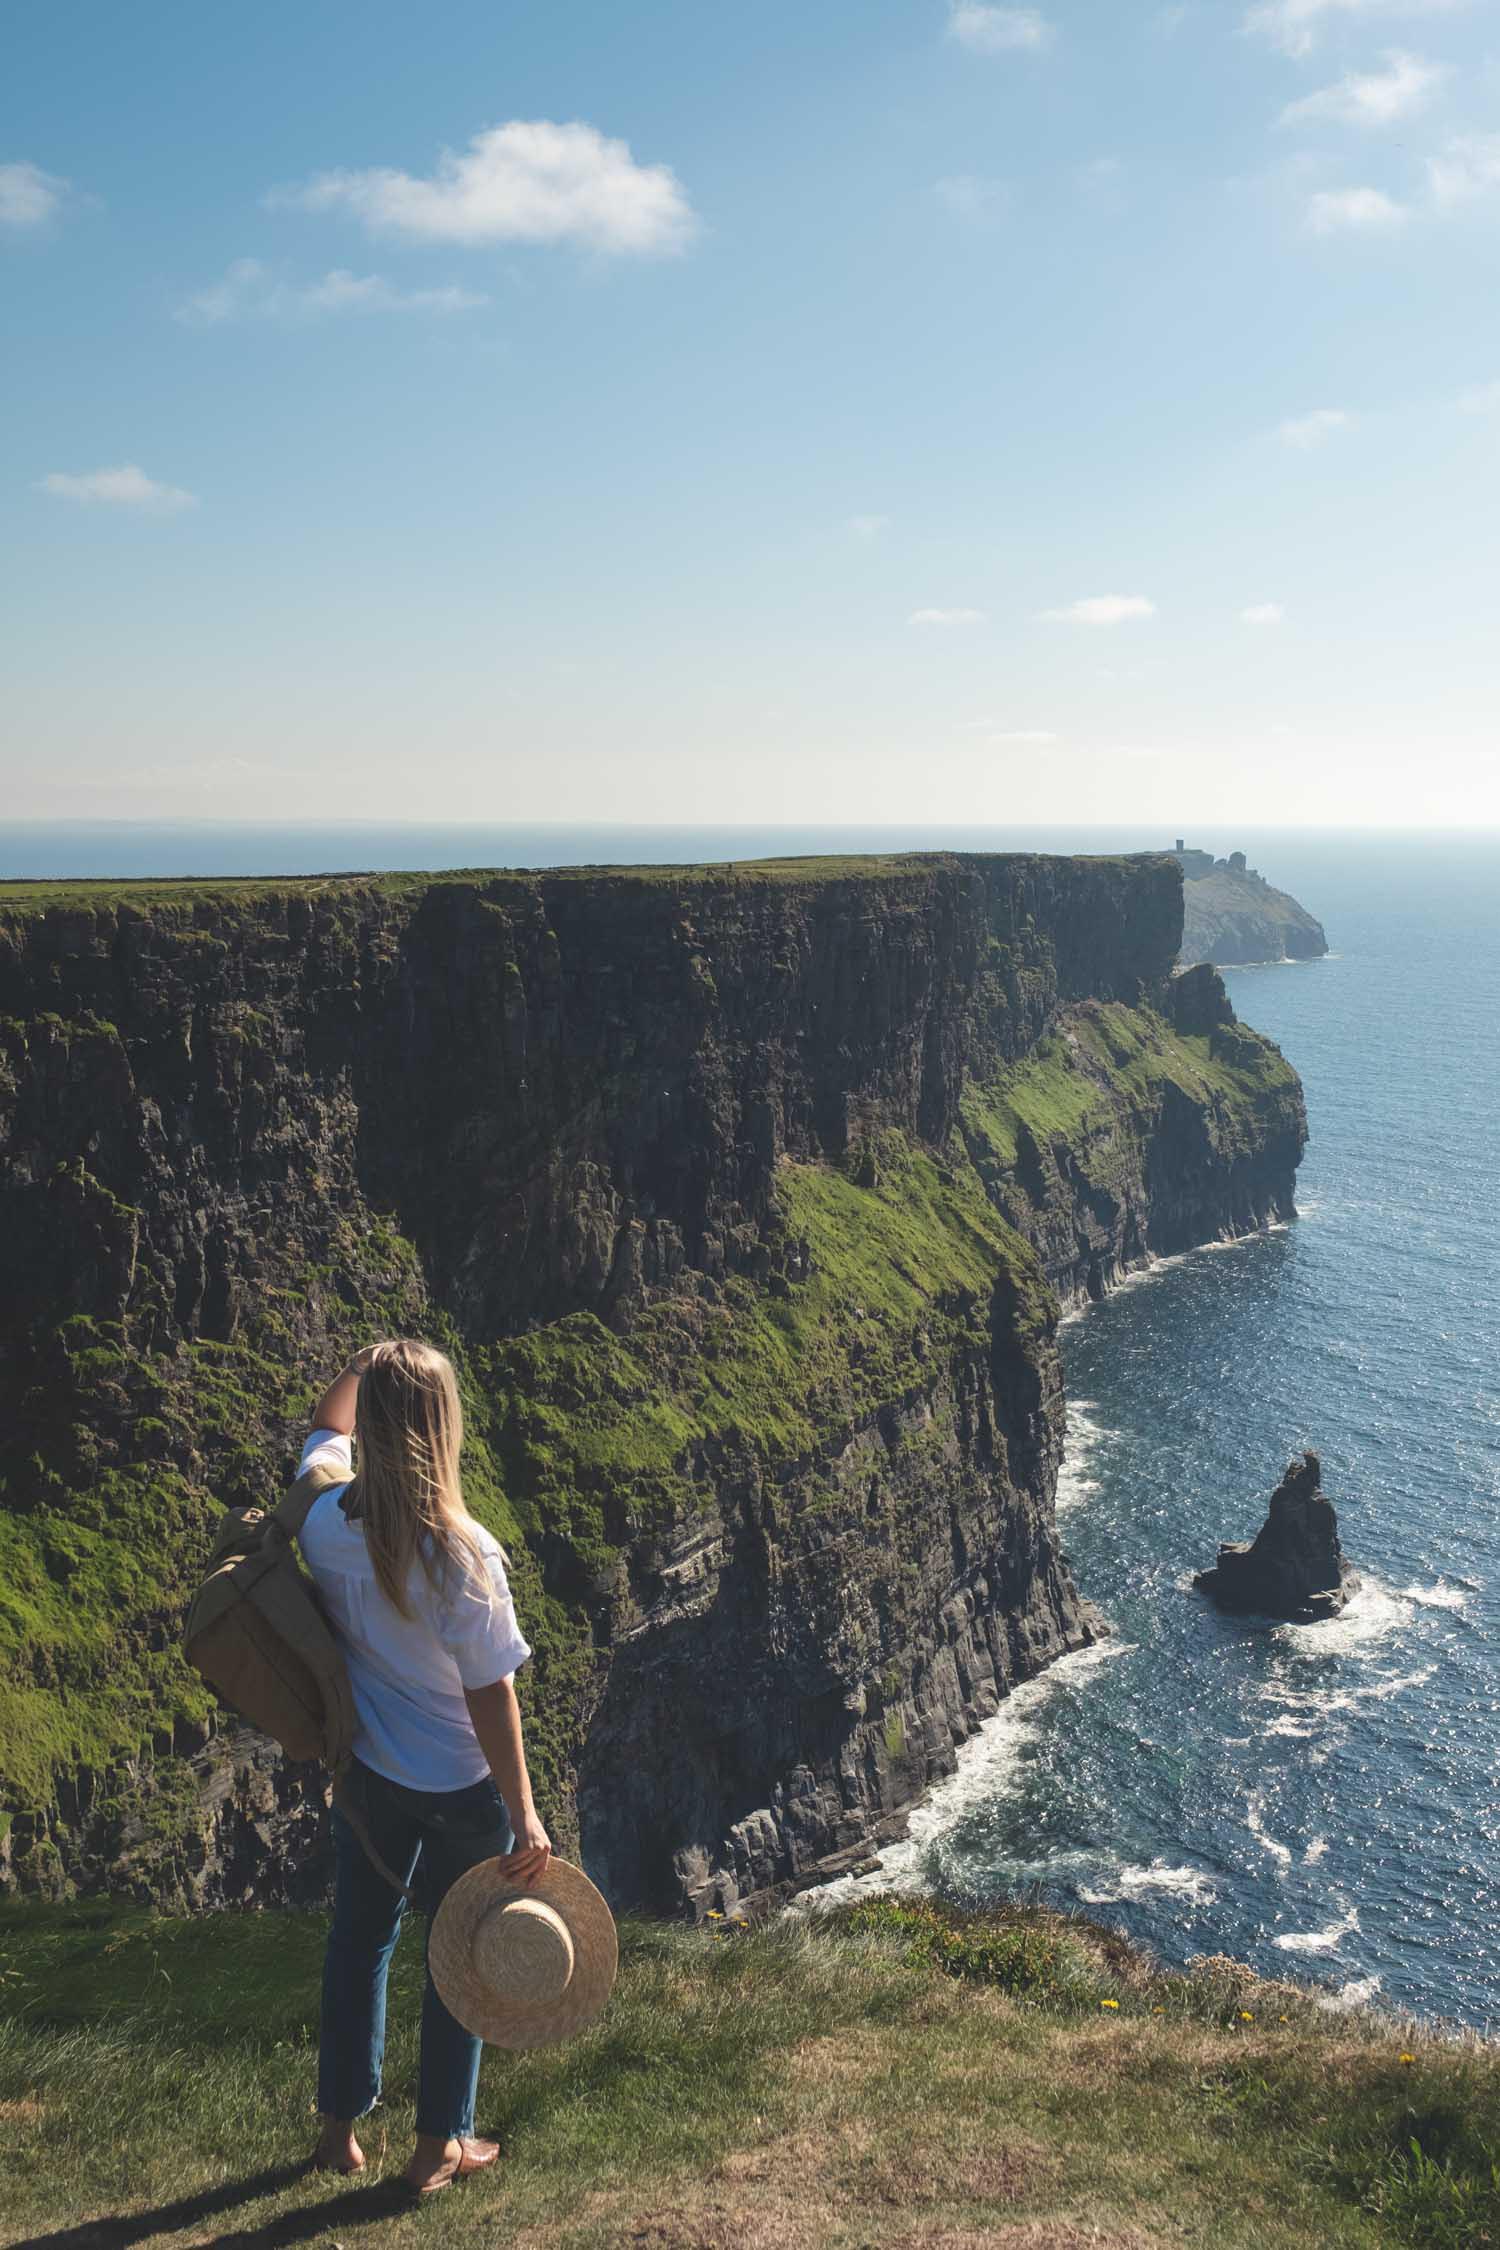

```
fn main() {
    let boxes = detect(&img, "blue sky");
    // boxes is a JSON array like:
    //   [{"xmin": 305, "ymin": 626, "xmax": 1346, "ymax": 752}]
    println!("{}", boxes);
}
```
[{"xmin": 5, "ymin": 0, "xmax": 1498, "ymax": 828}]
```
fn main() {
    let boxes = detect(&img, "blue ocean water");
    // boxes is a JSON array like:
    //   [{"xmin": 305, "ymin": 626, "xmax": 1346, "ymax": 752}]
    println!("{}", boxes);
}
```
[
  {"xmin": 8, "ymin": 823, "xmax": 1497, "ymax": 2026},
  {"xmin": 871, "ymin": 833, "xmax": 1500, "ymax": 2032}
]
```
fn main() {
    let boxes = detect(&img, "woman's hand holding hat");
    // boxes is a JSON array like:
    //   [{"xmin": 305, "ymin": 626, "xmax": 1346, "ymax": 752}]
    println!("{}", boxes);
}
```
[{"xmin": 502, "ymin": 1808, "xmax": 552, "ymax": 1889}]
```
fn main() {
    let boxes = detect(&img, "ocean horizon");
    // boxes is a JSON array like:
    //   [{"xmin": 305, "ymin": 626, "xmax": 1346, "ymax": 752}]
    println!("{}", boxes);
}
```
[{"xmin": 3, "ymin": 819, "xmax": 1489, "ymax": 887}]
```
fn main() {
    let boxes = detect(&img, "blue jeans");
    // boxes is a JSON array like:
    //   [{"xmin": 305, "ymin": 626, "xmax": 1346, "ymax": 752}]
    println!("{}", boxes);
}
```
[{"xmin": 318, "ymin": 1760, "xmax": 514, "ymax": 2140}]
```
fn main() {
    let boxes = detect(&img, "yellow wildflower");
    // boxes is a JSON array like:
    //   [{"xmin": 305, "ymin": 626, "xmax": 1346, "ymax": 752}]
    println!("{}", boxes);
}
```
[
  {"xmin": 1240, "ymin": 2010, "xmax": 1254, "ymax": 2021},
  {"xmin": 1400, "ymin": 2053, "xmax": 1415, "ymax": 2066},
  {"xmin": 1100, "ymin": 1998, "xmax": 1120, "ymax": 2010},
  {"xmin": 706, "ymin": 1911, "xmax": 723, "ymax": 1921}
]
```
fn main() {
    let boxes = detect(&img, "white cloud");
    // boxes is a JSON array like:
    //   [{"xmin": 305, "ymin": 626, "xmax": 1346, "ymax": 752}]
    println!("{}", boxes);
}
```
[
  {"xmin": 947, "ymin": 4, "xmax": 1054, "ymax": 53},
  {"xmin": 1427, "ymin": 134, "xmax": 1500, "ymax": 209},
  {"xmin": 1276, "ymin": 406, "xmax": 1352, "ymax": 446},
  {"xmin": 1456, "ymin": 378, "xmax": 1500, "ymax": 412},
  {"xmin": 909, "ymin": 607, "xmax": 986, "ymax": 626},
  {"xmin": 37, "ymin": 464, "xmax": 198, "ymax": 514},
  {"xmin": 1241, "ymin": 602, "xmax": 1287, "ymax": 625},
  {"xmin": 0, "ymin": 160, "xmax": 67, "ymax": 229},
  {"xmin": 178, "ymin": 257, "xmax": 487, "ymax": 324},
  {"xmin": 269, "ymin": 119, "xmax": 696, "ymax": 255},
  {"xmin": 1243, "ymin": 0, "xmax": 1460, "ymax": 61},
  {"xmin": 988, "ymin": 729, "xmax": 1060, "ymax": 743},
  {"xmin": 1305, "ymin": 185, "xmax": 1407, "ymax": 233},
  {"xmin": 1039, "ymin": 595, "xmax": 1156, "ymax": 626},
  {"xmin": 849, "ymin": 514, "xmax": 891, "ymax": 539},
  {"xmin": 934, "ymin": 174, "xmax": 1011, "ymax": 222},
  {"xmin": 1280, "ymin": 50, "xmax": 1446, "ymax": 127}
]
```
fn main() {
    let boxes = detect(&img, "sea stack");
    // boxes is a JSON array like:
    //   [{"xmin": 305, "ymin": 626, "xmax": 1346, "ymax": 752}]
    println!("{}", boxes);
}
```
[{"xmin": 1194, "ymin": 1451, "xmax": 1360, "ymax": 1623}]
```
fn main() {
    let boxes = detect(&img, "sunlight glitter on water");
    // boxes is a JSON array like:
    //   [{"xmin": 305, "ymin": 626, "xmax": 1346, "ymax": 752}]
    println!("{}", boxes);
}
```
[{"xmin": 886, "ymin": 838, "xmax": 1500, "ymax": 2031}]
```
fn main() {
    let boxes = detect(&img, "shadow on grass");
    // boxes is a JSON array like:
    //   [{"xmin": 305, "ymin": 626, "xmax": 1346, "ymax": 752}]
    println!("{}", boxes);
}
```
[{"xmin": 17, "ymin": 2161, "xmax": 427, "ymax": 2249}]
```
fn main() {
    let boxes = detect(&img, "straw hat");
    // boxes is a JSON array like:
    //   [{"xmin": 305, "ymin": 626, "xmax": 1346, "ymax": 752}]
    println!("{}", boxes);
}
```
[{"xmin": 429, "ymin": 1856, "xmax": 618, "ymax": 2049}]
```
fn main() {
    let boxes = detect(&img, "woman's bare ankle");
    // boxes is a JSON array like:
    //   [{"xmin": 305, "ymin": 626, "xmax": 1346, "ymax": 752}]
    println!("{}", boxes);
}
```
[{"xmin": 313, "ymin": 2118, "xmax": 365, "ymax": 2172}]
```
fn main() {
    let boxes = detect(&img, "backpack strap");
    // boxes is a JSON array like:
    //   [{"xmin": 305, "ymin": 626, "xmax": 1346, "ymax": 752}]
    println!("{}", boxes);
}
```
[
  {"xmin": 273, "ymin": 1458, "xmax": 422, "ymax": 1906},
  {"xmin": 331, "ymin": 1759, "xmax": 416, "ymax": 1903},
  {"xmin": 272, "ymin": 1460, "xmax": 349, "ymax": 1542}
]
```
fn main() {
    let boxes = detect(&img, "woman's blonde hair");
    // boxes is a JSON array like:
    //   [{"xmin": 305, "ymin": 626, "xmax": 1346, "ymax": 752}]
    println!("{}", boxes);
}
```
[{"xmin": 347, "ymin": 1340, "xmax": 492, "ymax": 1618}]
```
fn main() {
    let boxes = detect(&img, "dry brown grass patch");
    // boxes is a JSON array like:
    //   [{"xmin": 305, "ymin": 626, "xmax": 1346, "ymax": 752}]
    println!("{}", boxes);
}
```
[
  {"xmin": 712, "ymin": 2122, "xmax": 1042, "ymax": 2210},
  {"xmin": 613, "ymin": 2206, "xmax": 818, "ymax": 2249},
  {"xmin": 847, "ymin": 2142, "xmax": 1044, "ymax": 2210},
  {"xmin": 715, "ymin": 2126, "xmax": 873, "ymax": 2185},
  {"xmin": 622, "ymin": 2123, "xmax": 1047, "ymax": 2247},
  {"xmin": 0, "ymin": 2097, "xmax": 44, "ymax": 2123},
  {"xmin": 1036, "ymin": 2019, "xmax": 1243, "ymax": 2087},
  {"xmin": 787, "ymin": 2029, "xmax": 889, "ymax": 2089},
  {"xmin": 886, "ymin": 2227, "xmax": 1154, "ymax": 2250}
]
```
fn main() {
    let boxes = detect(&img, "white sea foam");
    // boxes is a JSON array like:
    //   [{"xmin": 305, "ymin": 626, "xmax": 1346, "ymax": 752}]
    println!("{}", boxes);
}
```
[
  {"xmin": 1056, "ymin": 1398, "xmax": 1108, "ymax": 1516},
  {"xmin": 1257, "ymin": 1661, "xmax": 1435, "ymax": 1721},
  {"xmin": 1321, "ymin": 1973, "xmax": 1382, "ymax": 2012},
  {"xmin": 799, "ymin": 1636, "xmax": 1134, "ymax": 1911},
  {"xmin": 1220, "ymin": 953, "xmax": 1332, "ymax": 971},
  {"xmin": 1273, "ymin": 1904, "xmax": 1359, "ymax": 1956},
  {"xmin": 1401, "ymin": 1579, "xmax": 1470, "ymax": 1613},
  {"xmin": 1057, "ymin": 1228, "xmax": 1289, "ymax": 1329},
  {"xmin": 1272, "ymin": 1579, "xmax": 1413, "ymax": 1657},
  {"xmin": 1246, "ymin": 1792, "xmax": 1293, "ymax": 1871},
  {"xmin": 1315, "ymin": 1665, "xmax": 1435, "ymax": 1715},
  {"xmin": 1080, "ymin": 1859, "xmax": 1218, "ymax": 1907},
  {"xmin": 1353, "ymin": 1664, "xmax": 1436, "ymax": 1703},
  {"xmin": 1305, "ymin": 1836, "xmax": 1328, "ymax": 1865}
]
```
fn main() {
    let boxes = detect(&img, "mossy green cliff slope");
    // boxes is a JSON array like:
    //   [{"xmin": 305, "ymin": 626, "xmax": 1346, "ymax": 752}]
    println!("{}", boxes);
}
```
[{"xmin": 0, "ymin": 854, "xmax": 1305, "ymax": 1914}]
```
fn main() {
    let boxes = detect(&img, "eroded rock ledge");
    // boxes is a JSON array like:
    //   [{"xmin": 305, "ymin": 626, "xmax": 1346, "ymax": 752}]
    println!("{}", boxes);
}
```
[{"xmin": 0, "ymin": 853, "xmax": 1306, "ymax": 1913}]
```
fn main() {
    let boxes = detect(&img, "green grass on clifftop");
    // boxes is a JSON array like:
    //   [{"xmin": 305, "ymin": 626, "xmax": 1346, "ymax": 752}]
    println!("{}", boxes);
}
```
[
  {"xmin": 0, "ymin": 859, "xmax": 945, "ymax": 916},
  {"xmin": 0, "ymin": 1895, "xmax": 1493, "ymax": 2250},
  {"xmin": 0, "ymin": 848, "xmax": 1158, "ymax": 917}
]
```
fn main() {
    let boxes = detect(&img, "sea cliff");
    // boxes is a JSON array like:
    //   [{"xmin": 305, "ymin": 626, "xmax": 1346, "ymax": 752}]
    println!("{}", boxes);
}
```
[
  {"xmin": 0, "ymin": 853, "xmax": 1306, "ymax": 1914},
  {"xmin": 1174, "ymin": 846, "xmax": 1328, "ymax": 967}
]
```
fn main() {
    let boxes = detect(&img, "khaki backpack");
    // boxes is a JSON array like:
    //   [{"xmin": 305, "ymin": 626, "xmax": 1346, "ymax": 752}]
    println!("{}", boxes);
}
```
[{"xmin": 184, "ymin": 1462, "xmax": 411, "ymax": 1895}]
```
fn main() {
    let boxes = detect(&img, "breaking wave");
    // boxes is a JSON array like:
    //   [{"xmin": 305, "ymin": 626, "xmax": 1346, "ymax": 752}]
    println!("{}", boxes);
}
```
[{"xmin": 1273, "ymin": 1905, "xmax": 1360, "ymax": 1956}]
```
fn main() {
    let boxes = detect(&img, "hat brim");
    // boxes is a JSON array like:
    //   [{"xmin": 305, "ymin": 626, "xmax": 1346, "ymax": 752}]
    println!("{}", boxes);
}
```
[{"xmin": 429, "ymin": 1855, "xmax": 618, "ymax": 2050}]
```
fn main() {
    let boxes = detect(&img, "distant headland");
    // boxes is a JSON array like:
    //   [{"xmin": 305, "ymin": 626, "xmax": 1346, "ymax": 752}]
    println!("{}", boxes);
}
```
[{"xmin": 1170, "ymin": 841, "xmax": 1329, "ymax": 968}]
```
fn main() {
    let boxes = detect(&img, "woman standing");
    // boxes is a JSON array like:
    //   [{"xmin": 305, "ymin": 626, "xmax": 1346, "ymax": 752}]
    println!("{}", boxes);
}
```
[{"xmin": 296, "ymin": 1339, "xmax": 550, "ymax": 2195}]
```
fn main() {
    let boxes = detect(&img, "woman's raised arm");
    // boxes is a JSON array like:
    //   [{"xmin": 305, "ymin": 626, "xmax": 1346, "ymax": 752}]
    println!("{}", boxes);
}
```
[{"xmin": 310, "ymin": 1343, "xmax": 386, "ymax": 1437}]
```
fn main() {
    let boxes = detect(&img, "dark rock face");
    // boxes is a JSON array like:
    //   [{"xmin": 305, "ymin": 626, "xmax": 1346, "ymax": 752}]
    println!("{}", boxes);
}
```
[
  {"xmin": 1167, "ymin": 962, "xmax": 1236, "ymax": 1038},
  {"xmin": 1194, "ymin": 1452, "xmax": 1360, "ymax": 1623},
  {"xmin": 0, "ymin": 854, "xmax": 1307, "ymax": 1913}
]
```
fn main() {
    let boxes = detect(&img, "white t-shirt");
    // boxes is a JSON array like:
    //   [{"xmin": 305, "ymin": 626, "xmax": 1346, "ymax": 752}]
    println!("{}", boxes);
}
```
[{"xmin": 294, "ymin": 1429, "xmax": 532, "ymax": 1793}]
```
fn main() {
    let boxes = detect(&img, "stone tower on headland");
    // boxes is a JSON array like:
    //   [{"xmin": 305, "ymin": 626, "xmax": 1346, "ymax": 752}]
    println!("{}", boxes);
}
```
[{"xmin": 1170, "ymin": 843, "xmax": 1328, "ymax": 968}]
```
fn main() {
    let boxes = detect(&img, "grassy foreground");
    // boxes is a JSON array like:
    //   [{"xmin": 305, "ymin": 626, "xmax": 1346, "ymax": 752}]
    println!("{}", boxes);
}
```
[{"xmin": 0, "ymin": 1898, "xmax": 1494, "ymax": 2250}]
